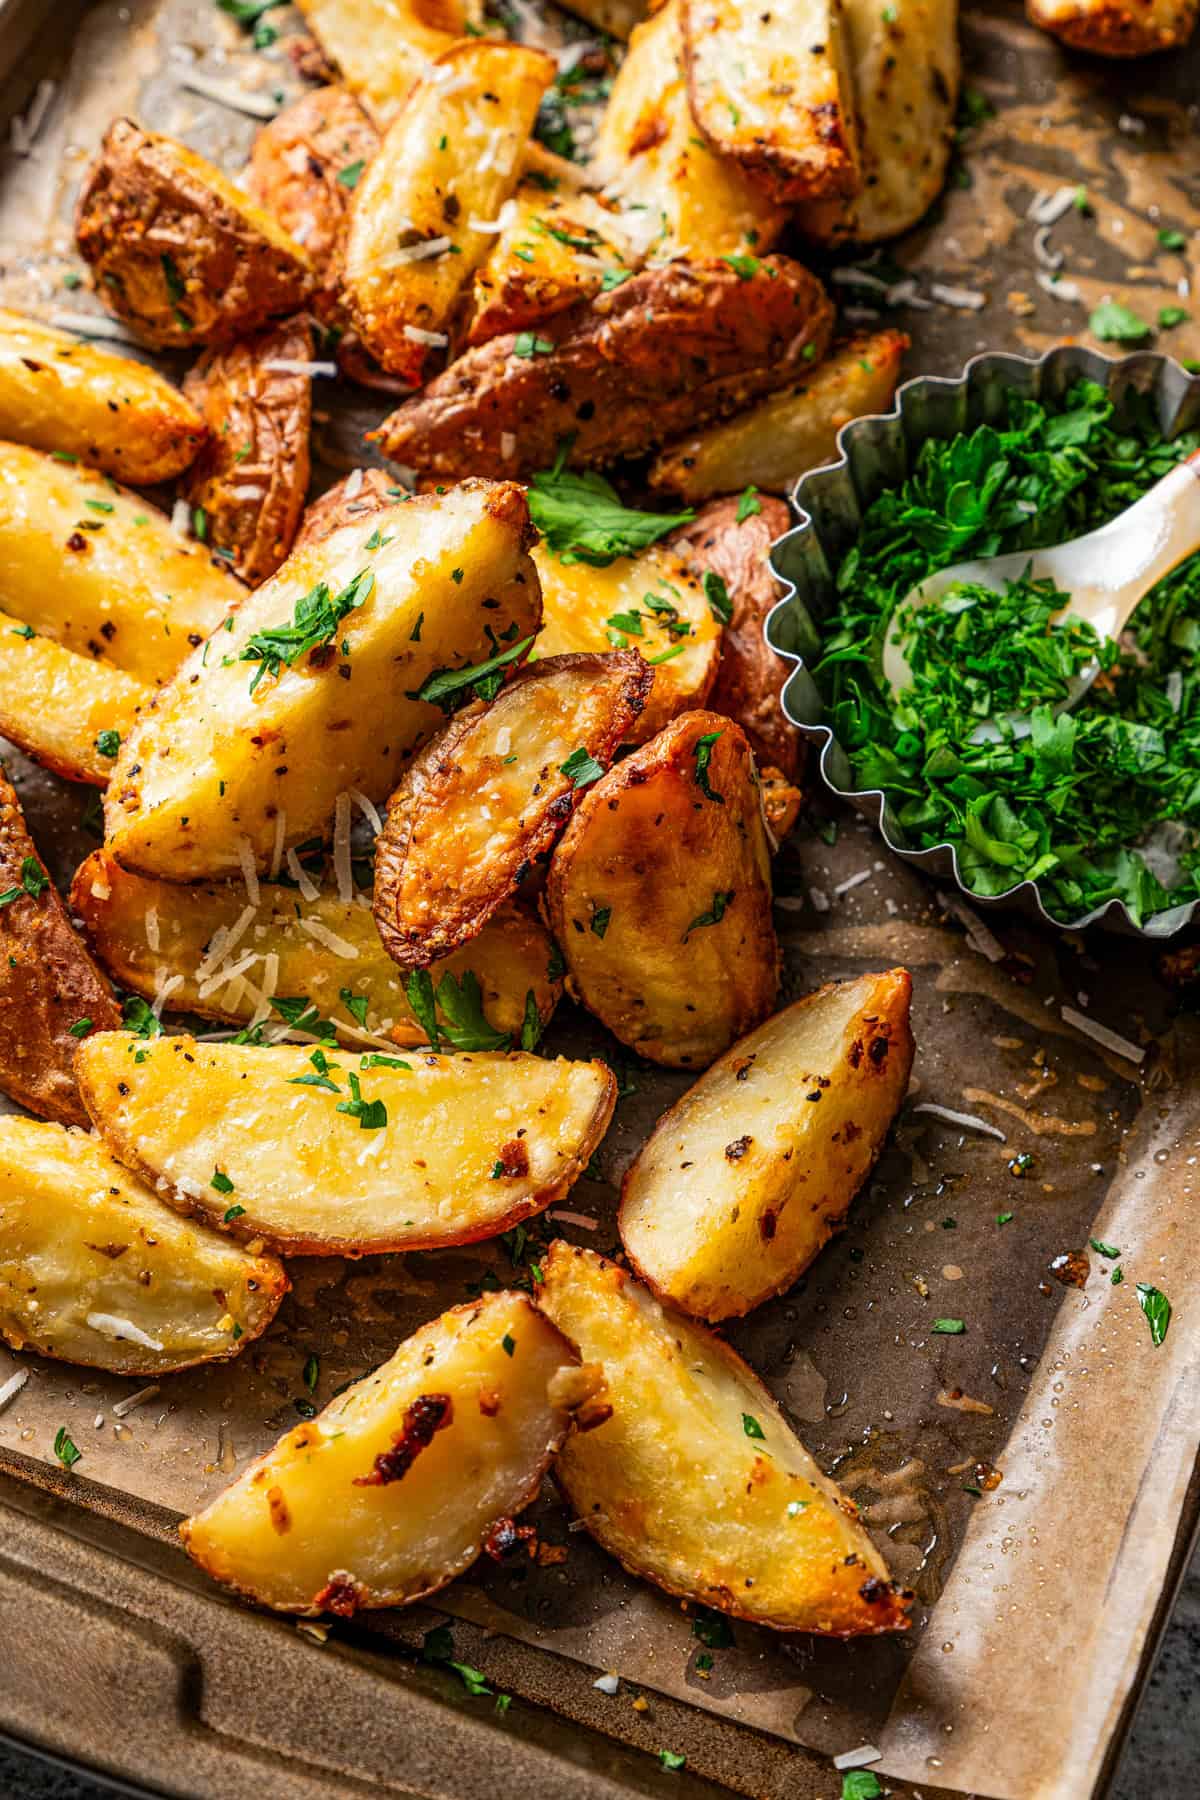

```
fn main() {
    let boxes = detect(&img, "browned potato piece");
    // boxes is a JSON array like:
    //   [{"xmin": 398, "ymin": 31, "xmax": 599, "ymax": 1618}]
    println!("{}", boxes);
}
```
[
  {"xmin": 246, "ymin": 87, "xmax": 380, "ymax": 305},
  {"xmin": 558, "ymin": 0, "xmax": 645, "ymax": 34},
  {"xmin": 293, "ymin": 0, "xmax": 471, "ymax": 124},
  {"xmin": 0, "ymin": 310, "xmax": 205, "ymax": 482},
  {"xmin": 466, "ymin": 183, "xmax": 630, "ymax": 348},
  {"xmin": 760, "ymin": 764, "xmax": 803, "ymax": 840},
  {"xmin": 182, "ymin": 1292, "xmax": 603, "ymax": 1615},
  {"xmin": 75, "ymin": 119, "xmax": 314, "ymax": 349},
  {"xmin": 0, "ymin": 767, "xmax": 120, "ymax": 1126},
  {"xmin": 76, "ymin": 1033, "xmax": 616, "ymax": 1256},
  {"xmin": 649, "ymin": 331, "xmax": 908, "ymax": 499},
  {"xmin": 371, "ymin": 256, "xmax": 834, "ymax": 480},
  {"xmin": 374, "ymin": 652, "xmax": 652, "ymax": 969},
  {"xmin": 182, "ymin": 319, "xmax": 314, "ymax": 586},
  {"xmin": 620, "ymin": 972, "xmax": 914, "ymax": 1319},
  {"xmin": 293, "ymin": 466, "xmax": 401, "ymax": 548},
  {"xmin": 544, "ymin": 711, "xmax": 778, "ymax": 1068},
  {"xmin": 1028, "ymin": 0, "xmax": 1196, "ymax": 52},
  {"xmin": 71, "ymin": 850, "xmax": 561, "ymax": 1047},
  {"xmin": 537, "ymin": 1243, "xmax": 911, "ymax": 1635},
  {"xmin": 667, "ymin": 495, "xmax": 799, "ymax": 780},
  {"xmin": 0, "ymin": 617, "xmax": 146, "ymax": 786}
]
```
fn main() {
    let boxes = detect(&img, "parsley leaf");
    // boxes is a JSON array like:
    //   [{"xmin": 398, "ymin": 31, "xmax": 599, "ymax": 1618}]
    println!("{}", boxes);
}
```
[
  {"xmin": 590, "ymin": 906, "xmax": 612, "ymax": 938},
  {"xmin": 932, "ymin": 1317, "xmax": 966, "ymax": 1334},
  {"xmin": 53, "ymin": 1427, "xmax": 82, "ymax": 1470},
  {"xmin": 559, "ymin": 746, "xmax": 605, "ymax": 788},
  {"xmin": 410, "ymin": 635, "xmax": 533, "ymax": 712},
  {"xmin": 340, "ymin": 988, "xmax": 369, "ymax": 1028},
  {"xmin": 736, "ymin": 485, "xmax": 762, "ymax": 523},
  {"xmin": 741, "ymin": 1413, "xmax": 765, "ymax": 1440},
  {"xmin": 211, "ymin": 1169, "xmax": 234, "ymax": 1194},
  {"xmin": 520, "ymin": 989, "xmax": 543, "ymax": 1051},
  {"xmin": 1089, "ymin": 300, "xmax": 1152, "ymax": 344},
  {"xmin": 336, "ymin": 159, "xmax": 365, "ymax": 189},
  {"xmin": 435, "ymin": 970, "xmax": 511, "ymax": 1050},
  {"xmin": 684, "ymin": 890, "xmax": 733, "ymax": 938},
  {"xmin": 0, "ymin": 856, "xmax": 48, "ymax": 908},
  {"xmin": 1136, "ymin": 1282, "xmax": 1171, "ymax": 1345},
  {"xmin": 527, "ymin": 447, "xmax": 693, "ymax": 566},
  {"xmin": 122, "ymin": 994, "xmax": 162, "ymax": 1038},
  {"xmin": 241, "ymin": 568, "xmax": 375, "ymax": 692},
  {"xmin": 658, "ymin": 1751, "xmax": 686, "ymax": 1772},
  {"xmin": 335, "ymin": 1070, "xmax": 387, "ymax": 1128},
  {"xmin": 693, "ymin": 730, "xmax": 724, "ymax": 802},
  {"xmin": 95, "ymin": 728, "xmax": 121, "ymax": 758},
  {"xmin": 513, "ymin": 331, "xmax": 555, "ymax": 357},
  {"xmin": 702, "ymin": 570, "xmax": 732, "ymax": 624},
  {"xmin": 841, "ymin": 1774, "xmax": 883, "ymax": 1800}
]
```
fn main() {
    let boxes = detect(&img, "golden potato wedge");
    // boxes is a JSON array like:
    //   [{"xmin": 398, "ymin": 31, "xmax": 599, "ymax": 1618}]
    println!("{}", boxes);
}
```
[
  {"xmin": 537, "ymin": 1243, "xmax": 911, "ymax": 1635},
  {"xmin": 246, "ymin": 86, "xmax": 380, "ymax": 302},
  {"xmin": 0, "ymin": 309, "xmax": 205, "ymax": 482},
  {"xmin": 545, "ymin": 711, "xmax": 778, "ymax": 1068},
  {"xmin": 532, "ymin": 542, "xmax": 722, "ymax": 743},
  {"xmin": 74, "ymin": 119, "xmax": 314, "ymax": 349},
  {"xmin": 0, "ymin": 1116, "xmax": 286, "ymax": 1375},
  {"xmin": 620, "ymin": 971, "xmax": 914, "ymax": 1319},
  {"xmin": 181, "ymin": 1291, "xmax": 603, "ymax": 1614},
  {"xmin": 793, "ymin": 0, "xmax": 960, "ymax": 246},
  {"xmin": 589, "ymin": 1, "xmax": 785, "ymax": 261},
  {"xmin": 649, "ymin": 330, "xmax": 908, "ymax": 500},
  {"xmin": 182, "ymin": 319, "xmax": 314, "ymax": 586},
  {"xmin": 465, "ymin": 182, "xmax": 630, "ymax": 348},
  {"xmin": 0, "ymin": 615, "xmax": 146, "ymax": 786},
  {"xmin": 0, "ymin": 768, "xmax": 121, "ymax": 1126},
  {"xmin": 1027, "ymin": 0, "xmax": 1195, "ymax": 53},
  {"xmin": 293, "ymin": 0, "xmax": 471, "ymax": 124},
  {"xmin": 76, "ymin": 1033, "xmax": 616, "ymax": 1256},
  {"xmin": 71, "ymin": 850, "xmax": 561, "ymax": 1047},
  {"xmin": 372, "ymin": 256, "xmax": 834, "ymax": 480},
  {"xmin": 103, "ymin": 481, "xmax": 541, "ymax": 882},
  {"xmin": 343, "ymin": 43, "xmax": 556, "ymax": 384},
  {"xmin": 0, "ymin": 442, "xmax": 238, "ymax": 685},
  {"xmin": 374, "ymin": 652, "xmax": 652, "ymax": 969}
]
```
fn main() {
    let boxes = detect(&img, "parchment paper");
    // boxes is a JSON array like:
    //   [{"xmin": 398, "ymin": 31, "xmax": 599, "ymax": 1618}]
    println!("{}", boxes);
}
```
[{"xmin": 0, "ymin": 3, "xmax": 1199, "ymax": 1795}]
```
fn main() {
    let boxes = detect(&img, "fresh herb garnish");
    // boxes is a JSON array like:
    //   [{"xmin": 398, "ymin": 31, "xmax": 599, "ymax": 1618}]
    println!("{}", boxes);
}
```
[
  {"xmin": 693, "ymin": 730, "xmax": 724, "ymax": 802},
  {"xmin": 211, "ymin": 1169, "xmax": 234, "ymax": 1194},
  {"xmin": 513, "ymin": 331, "xmax": 555, "ymax": 357},
  {"xmin": 519, "ymin": 990, "xmax": 542, "ymax": 1051},
  {"xmin": 658, "ymin": 1751, "xmax": 686, "ymax": 1772},
  {"xmin": 736, "ymin": 485, "xmax": 762, "ymax": 523},
  {"xmin": 932, "ymin": 1318, "xmax": 966, "ymax": 1334},
  {"xmin": 336, "ymin": 159, "xmax": 365, "ymax": 189},
  {"xmin": 1089, "ymin": 300, "xmax": 1152, "ymax": 344},
  {"xmin": 841, "ymin": 1774, "xmax": 884, "ymax": 1800},
  {"xmin": 527, "ymin": 447, "xmax": 693, "ymax": 566},
  {"xmin": 0, "ymin": 856, "xmax": 47, "ymax": 908},
  {"xmin": 241, "ymin": 569, "xmax": 374, "ymax": 692},
  {"xmin": 1089, "ymin": 1238, "xmax": 1120, "ymax": 1259},
  {"xmin": 684, "ymin": 890, "xmax": 733, "ymax": 938},
  {"xmin": 95, "ymin": 728, "xmax": 121, "ymax": 758},
  {"xmin": 411, "ymin": 635, "xmax": 533, "ymax": 712},
  {"xmin": 404, "ymin": 967, "xmax": 511, "ymax": 1051},
  {"xmin": 560, "ymin": 746, "xmax": 605, "ymax": 788},
  {"xmin": 53, "ymin": 1427, "xmax": 82, "ymax": 1471},
  {"xmin": 741, "ymin": 1413, "xmax": 765, "ymax": 1440},
  {"xmin": 702, "ymin": 570, "xmax": 732, "ymax": 624},
  {"xmin": 67, "ymin": 1017, "xmax": 93, "ymax": 1038},
  {"xmin": 590, "ymin": 907, "xmax": 612, "ymax": 938},
  {"xmin": 1136, "ymin": 1282, "xmax": 1171, "ymax": 1345},
  {"xmin": 691, "ymin": 1607, "xmax": 733, "ymax": 1648},
  {"xmin": 122, "ymin": 994, "xmax": 162, "ymax": 1038},
  {"xmin": 340, "ymin": 988, "xmax": 369, "ymax": 1028},
  {"xmin": 336, "ymin": 1071, "xmax": 387, "ymax": 1128}
]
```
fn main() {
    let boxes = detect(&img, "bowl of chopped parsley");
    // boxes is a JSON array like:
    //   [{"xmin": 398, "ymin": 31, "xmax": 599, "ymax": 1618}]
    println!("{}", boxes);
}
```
[{"xmin": 767, "ymin": 346, "xmax": 1200, "ymax": 933}]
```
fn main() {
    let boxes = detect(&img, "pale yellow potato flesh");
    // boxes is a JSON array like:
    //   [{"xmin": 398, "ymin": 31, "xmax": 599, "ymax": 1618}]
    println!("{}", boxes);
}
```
[
  {"xmin": 537, "ymin": 1243, "xmax": 911, "ymax": 1635},
  {"xmin": 648, "ymin": 330, "xmax": 909, "ymax": 500},
  {"xmin": 1028, "ymin": 0, "xmax": 1196, "ymax": 54},
  {"xmin": 103, "ymin": 481, "xmax": 542, "ymax": 881},
  {"xmin": 71, "ymin": 850, "xmax": 561, "ymax": 1045},
  {"xmin": 590, "ymin": 1, "xmax": 785, "ymax": 261},
  {"xmin": 343, "ymin": 43, "xmax": 556, "ymax": 381},
  {"xmin": 182, "ymin": 1291, "xmax": 598, "ymax": 1615},
  {"xmin": 293, "ymin": 0, "xmax": 474, "ymax": 123},
  {"xmin": 76, "ymin": 1033, "xmax": 616, "ymax": 1256},
  {"xmin": 620, "ymin": 971, "xmax": 915, "ymax": 1320},
  {"xmin": 532, "ymin": 543, "xmax": 722, "ymax": 742},
  {"xmin": 0, "ymin": 443, "xmax": 237, "ymax": 685},
  {"xmin": 0, "ymin": 311, "xmax": 205, "ymax": 482},
  {"xmin": 0, "ymin": 615, "xmax": 146, "ymax": 785},
  {"xmin": 0, "ymin": 1116, "xmax": 286, "ymax": 1375}
]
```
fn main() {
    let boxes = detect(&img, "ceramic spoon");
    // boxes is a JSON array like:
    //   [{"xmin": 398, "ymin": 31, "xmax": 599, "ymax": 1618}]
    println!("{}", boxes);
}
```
[{"xmin": 880, "ymin": 446, "xmax": 1200, "ymax": 742}]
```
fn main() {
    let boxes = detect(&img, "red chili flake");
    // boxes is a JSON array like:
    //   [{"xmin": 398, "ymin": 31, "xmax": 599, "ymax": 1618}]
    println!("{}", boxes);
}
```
[{"xmin": 353, "ymin": 1393, "xmax": 453, "ymax": 1487}]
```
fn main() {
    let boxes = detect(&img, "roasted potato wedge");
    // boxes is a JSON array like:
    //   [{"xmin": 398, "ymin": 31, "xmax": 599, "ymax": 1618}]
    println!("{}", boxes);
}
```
[
  {"xmin": 371, "ymin": 256, "xmax": 834, "ymax": 480},
  {"xmin": 0, "ymin": 1116, "xmax": 286, "ymax": 1375},
  {"xmin": 77, "ymin": 1033, "xmax": 616, "ymax": 1256},
  {"xmin": 537, "ymin": 1243, "xmax": 911, "ymax": 1635},
  {"xmin": 532, "ymin": 542, "xmax": 722, "ymax": 743},
  {"xmin": 0, "ymin": 615, "xmax": 146, "ymax": 786},
  {"xmin": 0, "ymin": 309, "xmax": 204, "ymax": 481},
  {"xmin": 620, "ymin": 971, "xmax": 914, "ymax": 1319},
  {"xmin": 75, "ymin": 119, "xmax": 314, "ymax": 349},
  {"xmin": 557, "ymin": 0, "xmax": 646, "ymax": 35},
  {"xmin": 545, "ymin": 711, "xmax": 778, "ymax": 1067},
  {"xmin": 246, "ymin": 86, "xmax": 380, "ymax": 302},
  {"xmin": 466, "ymin": 182, "xmax": 629, "ymax": 348},
  {"xmin": 374, "ymin": 652, "xmax": 652, "ymax": 968},
  {"xmin": 591, "ymin": 1, "xmax": 785, "ymax": 261},
  {"xmin": 0, "ymin": 768, "xmax": 120, "ymax": 1125},
  {"xmin": 182, "ymin": 319, "xmax": 314, "ymax": 586},
  {"xmin": 182, "ymin": 1291, "xmax": 603, "ymax": 1614},
  {"xmin": 293, "ymin": 467, "xmax": 401, "ymax": 549},
  {"xmin": 649, "ymin": 330, "xmax": 907, "ymax": 499},
  {"xmin": 759, "ymin": 764, "xmax": 803, "ymax": 840},
  {"xmin": 293, "ymin": 0, "xmax": 472, "ymax": 124},
  {"xmin": 1028, "ymin": 0, "xmax": 1196, "ymax": 52},
  {"xmin": 0, "ymin": 442, "xmax": 237, "ymax": 685},
  {"xmin": 343, "ymin": 43, "xmax": 556, "ymax": 383},
  {"xmin": 103, "ymin": 481, "xmax": 541, "ymax": 881},
  {"xmin": 71, "ymin": 850, "xmax": 562, "ymax": 1046}
]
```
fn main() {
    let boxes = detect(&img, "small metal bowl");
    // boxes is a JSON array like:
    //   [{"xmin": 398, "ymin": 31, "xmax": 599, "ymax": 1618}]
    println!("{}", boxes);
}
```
[{"xmin": 765, "ymin": 344, "xmax": 1200, "ymax": 938}]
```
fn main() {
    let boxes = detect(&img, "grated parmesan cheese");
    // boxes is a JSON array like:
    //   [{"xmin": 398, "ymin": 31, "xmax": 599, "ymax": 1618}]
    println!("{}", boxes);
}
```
[
  {"xmin": 1036, "ymin": 271, "xmax": 1082, "ymax": 303},
  {"xmin": 1061, "ymin": 1005, "xmax": 1144, "ymax": 1065},
  {"xmin": 402, "ymin": 325, "xmax": 450, "ymax": 347},
  {"xmin": 151, "ymin": 971, "xmax": 183, "ymax": 1017},
  {"xmin": 171, "ymin": 497, "xmax": 192, "ymax": 536},
  {"xmin": 1027, "ymin": 185, "xmax": 1078, "ymax": 226},
  {"xmin": 144, "ymin": 906, "xmax": 160, "ymax": 954},
  {"xmin": 269, "ymin": 808, "xmax": 287, "ymax": 881},
  {"xmin": 377, "ymin": 237, "xmax": 452, "ymax": 269},
  {"xmin": 11, "ymin": 78, "xmax": 56, "ymax": 155},
  {"xmin": 48, "ymin": 310, "xmax": 140, "ymax": 345},
  {"xmin": 0, "ymin": 1367, "xmax": 29, "ymax": 1412},
  {"xmin": 197, "ymin": 950, "xmax": 258, "ymax": 1000},
  {"xmin": 176, "ymin": 69, "xmax": 280, "ymax": 119},
  {"xmin": 112, "ymin": 1383, "xmax": 159, "ymax": 1419},
  {"xmin": 344, "ymin": 467, "xmax": 365, "ymax": 500},
  {"xmin": 261, "ymin": 359, "xmax": 338, "ymax": 377},
  {"xmin": 237, "ymin": 837, "xmax": 261, "ymax": 908},
  {"xmin": 832, "ymin": 1746, "xmax": 882, "ymax": 1773},
  {"xmin": 333, "ymin": 794, "xmax": 354, "ymax": 902},
  {"xmin": 196, "ymin": 905, "xmax": 257, "ymax": 987},
  {"xmin": 500, "ymin": 431, "xmax": 516, "ymax": 461},
  {"xmin": 299, "ymin": 917, "xmax": 359, "ymax": 959},
  {"xmin": 913, "ymin": 1101, "xmax": 1006, "ymax": 1141},
  {"xmin": 348, "ymin": 788, "xmax": 383, "ymax": 837},
  {"xmin": 832, "ymin": 869, "xmax": 873, "ymax": 898},
  {"xmin": 286, "ymin": 848, "xmax": 321, "ymax": 901},
  {"xmin": 231, "ymin": 483, "xmax": 266, "ymax": 500},
  {"xmin": 86, "ymin": 1313, "xmax": 164, "ymax": 1351},
  {"xmin": 930, "ymin": 282, "xmax": 986, "ymax": 311},
  {"xmin": 547, "ymin": 1209, "xmax": 598, "ymax": 1230}
]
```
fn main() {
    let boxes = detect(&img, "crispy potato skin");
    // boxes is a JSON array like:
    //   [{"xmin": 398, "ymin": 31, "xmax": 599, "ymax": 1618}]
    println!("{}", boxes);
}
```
[
  {"xmin": 1028, "ymin": 0, "xmax": 1196, "ymax": 51},
  {"xmin": 557, "ymin": 0, "xmax": 645, "ymax": 34},
  {"xmin": 181, "ymin": 1292, "xmax": 595, "ymax": 1615},
  {"xmin": 182, "ymin": 318, "xmax": 314, "ymax": 586},
  {"xmin": 294, "ymin": 466, "xmax": 400, "ymax": 548},
  {"xmin": 75, "ymin": 119, "xmax": 314, "ymax": 348},
  {"xmin": 0, "ymin": 616, "xmax": 146, "ymax": 786},
  {"xmin": 649, "ymin": 330, "xmax": 908, "ymax": 499},
  {"xmin": 0, "ymin": 768, "xmax": 120, "ymax": 1126},
  {"xmin": 0, "ymin": 309, "xmax": 205, "ymax": 481},
  {"xmin": 537, "ymin": 1243, "xmax": 911, "ymax": 1635},
  {"xmin": 620, "ymin": 971, "xmax": 915, "ymax": 1319},
  {"xmin": 71, "ymin": 850, "xmax": 561, "ymax": 1044},
  {"xmin": 466, "ymin": 184, "xmax": 629, "ymax": 348},
  {"xmin": 247, "ymin": 87, "xmax": 380, "ymax": 305},
  {"xmin": 545, "ymin": 710, "xmax": 779, "ymax": 1067},
  {"xmin": 293, "ymin": 0, "xmax": 470, "ymax": 123},
  {"xmin": 0, "ymin": 1116, "xmax": 286, "ymax": 1375},
  {"xmin": 76, "ymin": 1033, "xmax": 617, "ymax": 1256},
  {"xmin": 374, "ymin": 652, "xmax": 652, "ymax": 969},
  {"xmin": 371, "ymin": 256, "xmax": 834, "ymax": 479}
]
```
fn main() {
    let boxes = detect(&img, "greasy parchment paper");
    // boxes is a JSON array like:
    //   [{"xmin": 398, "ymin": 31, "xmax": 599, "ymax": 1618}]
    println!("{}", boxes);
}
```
[{"xmin": 0, "ymin": 3, "xmax": 1199, "ymax": 1796}]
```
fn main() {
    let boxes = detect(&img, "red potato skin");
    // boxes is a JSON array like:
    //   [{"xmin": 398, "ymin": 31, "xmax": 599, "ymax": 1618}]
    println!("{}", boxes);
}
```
[{"xmin": 246, "ymin": 86, "xmax": 380, "ymax": 306}]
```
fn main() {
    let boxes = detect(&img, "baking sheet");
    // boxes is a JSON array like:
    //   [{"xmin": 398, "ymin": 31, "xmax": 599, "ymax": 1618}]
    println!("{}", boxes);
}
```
[{"xmin": 0, "ymin": 2, "xmax": 1198, "ymax": 1795}]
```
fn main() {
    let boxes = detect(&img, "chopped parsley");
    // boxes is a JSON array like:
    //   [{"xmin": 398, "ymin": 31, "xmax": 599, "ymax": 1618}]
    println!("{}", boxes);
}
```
[
  {"xmin": 0, "ymin": 856, "xmax": 47, "ymax": 908},
  {"xmin": 339, "ymin": 988, "xmax": 369, "ymax": 1028},
  {"xmin": 501, "ymin": 1332, "xmax": 516, "ymax": 1357},
  {"xmin": 736, "ymin": 485, "xmax": 762, "ymax": 523},
  {"xmin": 410, "ymin": 635, "xmax": 533, "ymax": 712},
  {"xmin": 560, "ymin": 746, "xmax": 605, "ymax": 788},
  {"xmin": 53, "ymin": 1427, "xmax": 82, "ymax": 1471},
  {"xmin": 693, "ymin": 729, "xmax": 724, "ymax": 802},
  {"xmin": 684, "ymin": 890, "xmax": 733, "ymax": 938},
  {"xmin": 336, "ymin": 1070, "xmax": 387, "ymax": 1129},
  {"xmin": 1089, "ymin": 1238, "xmax": 1120, "ymax": 1259},
  {"xmin": 590, "ymin": 906, "xmax": 612, "ymax": 938},
  {"xmin": 95, "ymin": 728, "xmax": 121, "ymax": 758},
  {"xmin": 741, "ymin": 1412, "xmax": 765, "ymax": 1440},
  {"xmin": 702, "ymin": 570, "xmax": 732, "ymax": 624},
  {"xmin": 302, "ymin": 1352, "xmax": 319, "ymax": 1393},
  {"xmin": 404, "ymin": 967, "xmax": 511, "ymax": 1052},
  {"xmin": 721, "ymin": 253, "xmax": 759, "ymax": 280},
  {"xmin": 336, "ymin": 159, "xmax": 365, "ymax": 189},
  {"xmin": 1136, "ymin": 1282, "xmax": 1171, "ymax": 1345},
  {"xmin": 122, "ymin": 994, "xmax": 162, "ymax": 1038},
  {"xmin": 67, "ymin": 1017, "xmax": 93, "ymax": 1038},
  {"xmin": 658, "ymin": 1751, "xmax": 686, "ymax": 1772},
  {"xmin": 1089, "ymin": 300, "xmax": 1152, "ymax": 344},
  {"xmin": 691, "ymin": 1607, "xmax": 733, "ymax": 1648},
  {"xmin": 528, "ymin": 447, "xmax": 693, "ymax": 566},
  {"xmin": 241, "ymin": 568, "xmax": 375, "ymax": 692},
  {"xmin": 841, "ymin": 1774, "xmax": 884, "ymax": 1800},
  {"xmin": 932, "ymin": 1318, "xmax": 966, "ymax": 1334},
  {"xmin": 211, "ymin": 1169, "xmax": 234, "ymax": 1194},
  {"xmin": 271, "ymin": 995, "xmax": 337, "ymax": 1043},
  {"xmin": 520, "ymin": 989, "xmax": 543, "ymax": 1051},
  {"xmin": 513, "ymin": 331, "xmax": 555, "ymax": 357},
  {"xmin": 1158, "ymin": 228, "xmax": 1187, "ymax": 251}
]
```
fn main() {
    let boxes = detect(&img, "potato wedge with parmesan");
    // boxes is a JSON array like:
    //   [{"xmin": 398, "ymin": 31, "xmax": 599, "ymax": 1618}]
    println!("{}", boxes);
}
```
[
  {"xmin": 0, "ymin": 309, "xmax": 205, "ymax": 482},
  {"xmin": 71, "ymin": 850, "xmax": 561, "ymax": 1047},
  {"xmin": 0, "ymin": 617, "xmax": 146, "ymax": 786},
  {"xmin": 466, "ymin": 181, "xmax": 630, "ymax": 348},
  {"xmin": 181, "ymin": 1291, "xmax": 605, "ymax": 1615},
  {"xmin": 293, "ymin": 0, "xmax": 472, "ymax": 124},
  {"xmin": 343, "ymin": 43, "xmax": 556, "ymax": 383},
  {"xmin": 247, "ymin": 87, "xmax": 381, "ymax": 303},
  {"xmin": 537, "ymin": 1243, "xmax": 911, "ymax": 1635},
  {"xmin": 545, "ymin": 711, "xmax": 778, "ymax": 1068},
  {"xmin": 620, "ymin": 971, "xmax": 914, "ymax": 1319},
  {"xmin": 103, "ymin": 480, "xmax": 542, "ymax": 882},
  {"xmin": 1027, "ymin": 0, "xmax": 1196, "ymax": 54},
  {"xmin": 0, "ymin": 1116, "xmax": 286, "ymax": 1375},
  {"xmin": 76, "ymin": 1033, "xmax": 616, "ymax": 1256},
  {"xmin": 373, "ymin": 652, "xmax": 652, "ymax": 969}
]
